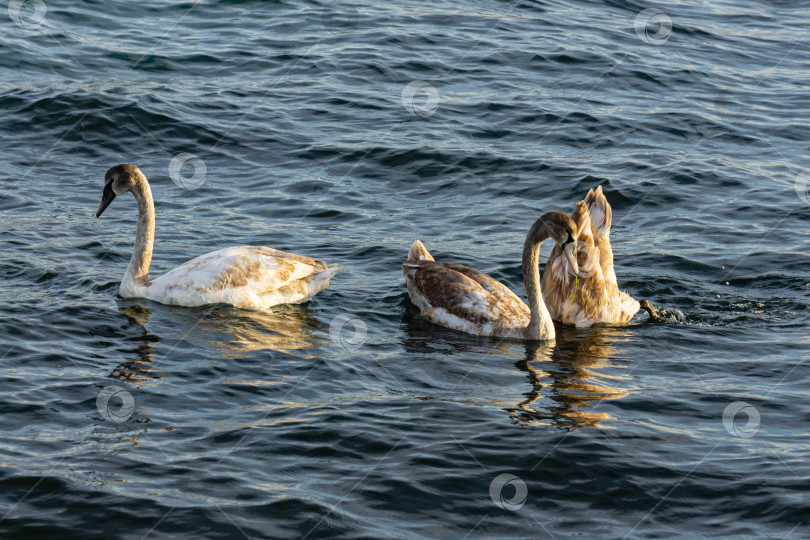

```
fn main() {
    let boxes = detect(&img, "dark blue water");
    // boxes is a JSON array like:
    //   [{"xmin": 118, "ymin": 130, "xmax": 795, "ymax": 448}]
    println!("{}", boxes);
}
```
[{"xmin": 2, "ymin": 0, "xmax": 810, "ymax": 538}]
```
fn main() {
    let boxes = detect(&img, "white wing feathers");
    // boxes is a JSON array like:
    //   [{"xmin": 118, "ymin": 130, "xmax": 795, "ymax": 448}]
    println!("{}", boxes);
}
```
[{"xmin": 144, "ymin": 246, "xmax": 338, "ymax": 309}]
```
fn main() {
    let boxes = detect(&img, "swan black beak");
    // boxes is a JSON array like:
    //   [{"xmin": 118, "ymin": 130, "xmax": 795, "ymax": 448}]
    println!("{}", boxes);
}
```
[{"xmin": 96, "ymin": 183, "xmax": 116, "ymax": 218}]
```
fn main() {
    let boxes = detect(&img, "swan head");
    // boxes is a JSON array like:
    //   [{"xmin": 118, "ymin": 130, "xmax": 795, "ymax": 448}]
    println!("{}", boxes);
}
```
[
  {"xmin": 96, "ymin": 164, "xmax": 145, "ymax": 217},
  {"xmin": 540, "ymin": 211, "xmax": 579, "ymax": 275},
  {"xmin": 540, "ymin": 211, "xmax": 577, "ymax": 245}
]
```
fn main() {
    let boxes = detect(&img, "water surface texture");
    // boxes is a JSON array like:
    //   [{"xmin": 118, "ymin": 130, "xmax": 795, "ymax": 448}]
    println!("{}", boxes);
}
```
[{"xmin": 2, "ymin": 0, "xmax": 810, "ymax": 538}]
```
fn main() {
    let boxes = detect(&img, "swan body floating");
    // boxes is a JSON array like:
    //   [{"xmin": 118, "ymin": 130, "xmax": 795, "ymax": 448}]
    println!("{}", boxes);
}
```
[
  {"xmin": 543, "ymin": 185, "xmax": 657, "ymax": 326},
  {"xmin": 403, "ymin": 212, "xmax": 579, "ymax": 340},
  {"xmin": 96, "ymin": 164, "xmax": 338, "ymax": 309}
]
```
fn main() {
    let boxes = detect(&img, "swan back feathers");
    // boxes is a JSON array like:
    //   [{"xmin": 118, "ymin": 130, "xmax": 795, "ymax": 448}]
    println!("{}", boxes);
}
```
[
  {"xmin": 145, "ymin": 246, "xmax": 337, "ymax": 309},
  {"xmin": 403, "ymin": 240, "xmax": 543, "ymax": 339}
]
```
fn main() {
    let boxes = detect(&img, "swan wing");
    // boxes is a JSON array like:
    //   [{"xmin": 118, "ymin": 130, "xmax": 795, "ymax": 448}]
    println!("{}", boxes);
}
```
[
  {"xmin": 582, "ymin": 187, "xmax": 639, "ymax": 322},
  {"xmin": 584, "ymin": 185, "xmax": 616, "ymax": 285},
  {"xmin": 147, "ymin": 246, "xmax": 338, "ymax": 309},
  {"xmin": 403, "ymin": 258, "xmax": 530, "ymax": 335}
]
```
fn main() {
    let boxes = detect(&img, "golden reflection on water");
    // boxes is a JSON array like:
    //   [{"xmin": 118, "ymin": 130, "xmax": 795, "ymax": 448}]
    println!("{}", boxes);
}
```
[
  {"xmin": 101, "ymin": 302, "xmax": 325, "ymax": 451},
  {"xmin": 508, "ymin": 325, "xmax": 634, "ymax": 429},
  {"xmin": 112, "ymin": 302, "xmax": 321, "ymax": 388},
  {"xmin": 189, "ymin": 304, "xmax": 319, "ymax": 358},
  {"xmin": 403, "ymin": 315, "xmax": 634, "ymax": 430},
  {"xmin": 112, "ymin": 300, "xmax": 633, "ymax": 431}
]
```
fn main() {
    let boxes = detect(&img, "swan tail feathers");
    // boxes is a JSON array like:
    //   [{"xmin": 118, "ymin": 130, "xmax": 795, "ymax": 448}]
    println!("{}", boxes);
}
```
[
  {"xmin": 320, "ymin": 265, "xmax": 341, "ymax": 279},
  {"xmin": 407, "ymin": 240, "xmax": 434, "ymax": 262},
  {"xmin": 308, "ymin": 265, "xmax": 340, "ymax": 289},
  {"xmin": 585, "ymin": 185, "xmax": 612, "ymax": 236},
  {"xmin": 293, "ymin": 265, "xmax": 340, "ymax": 301}
]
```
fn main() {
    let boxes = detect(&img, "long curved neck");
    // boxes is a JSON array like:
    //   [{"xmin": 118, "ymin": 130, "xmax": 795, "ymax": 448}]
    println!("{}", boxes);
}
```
[
  {"xmin": 124, "ymin": 178, "xmax": 154, "ymax": 288},
  {"xmin": 521, "ymin": 219, "xmax": 555, "ymax": 340}
]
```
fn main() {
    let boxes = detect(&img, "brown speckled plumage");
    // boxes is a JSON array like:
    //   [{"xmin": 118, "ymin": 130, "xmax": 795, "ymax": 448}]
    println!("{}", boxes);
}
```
[
  {"xmin": 403, "ymin": 212, "xmax": 577, "ymax": 341},
  {"xmin": 406, "ymin": 260, "xmax": 531, "ymax": 328},
  {"xmin": 542, "ymin": 185, "xmax": 640, "ymax": 326}
]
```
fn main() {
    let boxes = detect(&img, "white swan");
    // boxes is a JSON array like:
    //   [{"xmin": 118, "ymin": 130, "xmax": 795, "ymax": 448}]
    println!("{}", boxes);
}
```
[
  {"xmin": 403, "ymin": 211, "xmax": 579, "ymax": 340},
  {"xmin": 96, "ymin": 164, "xmax": 339, "ymax": 309}
]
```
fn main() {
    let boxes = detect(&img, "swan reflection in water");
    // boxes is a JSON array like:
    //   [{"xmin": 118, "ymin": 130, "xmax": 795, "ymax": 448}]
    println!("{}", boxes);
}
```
[
  {"xmin": 403, "ymin": 314, "xmax": 633, "ymax": 430},
  {"xmin": 509, "ymin": 325, "xmax": 633, "ymax": 429},
  {"xmin": 94, "ymin": 301, "xmax": 319, "ymax": 482},
  {"xmin": 112, "ymin": 301, "xmax": 320, "ymax": 386}
]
